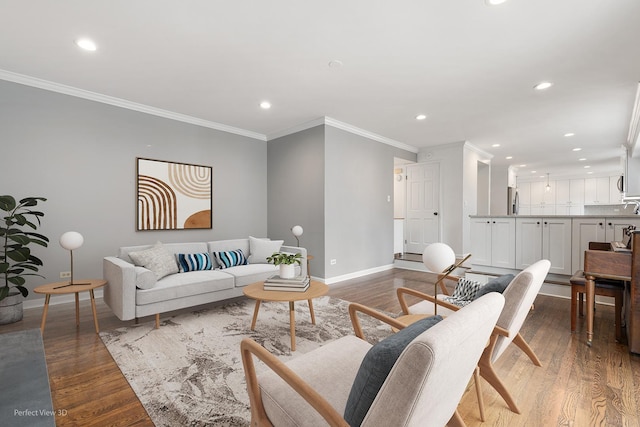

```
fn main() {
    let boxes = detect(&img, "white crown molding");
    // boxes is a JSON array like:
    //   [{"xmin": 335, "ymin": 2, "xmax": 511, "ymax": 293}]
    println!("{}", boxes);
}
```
[
  {"xmin": 267, "ymin": 116, "xmax": 419, "ymax": 154},
  {"xmin": 463, "ymin": 141, "xmax": 493, "ymax": 160},
  {"xmin": 628, "ymin": 82, "xmax": 640, "ymax": 157},
  {"xmin": 266, "ymin": 117, "xmax": 327, "ymax": 140},
  {"xmin": 324, "ymin": 117, "xmax": 419, "ymax": 153},
  {"xmin": 0, "ymin": 69, "xmax": 267, "ymax": 141}
]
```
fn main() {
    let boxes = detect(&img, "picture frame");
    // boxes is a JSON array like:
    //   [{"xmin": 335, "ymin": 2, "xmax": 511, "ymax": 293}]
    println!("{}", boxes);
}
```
[{"xmin": 136, "ymin": 157, "xmax": 212, "ymax": 230}]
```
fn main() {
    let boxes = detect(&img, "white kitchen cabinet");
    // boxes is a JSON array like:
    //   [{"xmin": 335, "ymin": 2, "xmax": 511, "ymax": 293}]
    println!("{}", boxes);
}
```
[
  {"xmin": 516, "ymin": 217, "xmax": 572, "ymax": 275},
  {"xmin": 571, "ymin": 218, "xmax": 606, "ymax": 271},
  {"xmin": 570, "ymin": 179, "xmax": 585, "ymax": 205},
  {"xmin": 584, "ymin": 177, "xmax": 610, "ymax": 204},
  {"xmin": 609, "ymin": 176, "xmax": 623, "ymax": 204},
  {"xmin": 470, "ymin": 217, "xmax": 515, "ymax": 268},
  {"xmin": 605, "ymin": 218, "xmax": 640, "ymax": 241}
]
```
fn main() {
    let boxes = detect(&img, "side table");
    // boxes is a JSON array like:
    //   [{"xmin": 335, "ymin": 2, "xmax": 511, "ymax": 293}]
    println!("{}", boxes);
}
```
[
  {"xmin": 33, "ymin": 279, "xmax": 107, "ymax": 334},
  {"xmin": 243, "ymin": 281, "xmax": 329, "ymax": 351}
]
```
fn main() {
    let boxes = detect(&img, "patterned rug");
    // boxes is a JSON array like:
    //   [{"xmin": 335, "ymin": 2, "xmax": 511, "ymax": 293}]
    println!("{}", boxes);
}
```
[{"xmin": 100, "ymin": 296, "xmax": 393, "ymax": 426}]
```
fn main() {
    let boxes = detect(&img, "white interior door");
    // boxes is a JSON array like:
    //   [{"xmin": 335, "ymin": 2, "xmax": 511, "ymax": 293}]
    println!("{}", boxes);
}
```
[{"xmin": 405, "ymin": 163, "xmax": 440, "ymax": 253}]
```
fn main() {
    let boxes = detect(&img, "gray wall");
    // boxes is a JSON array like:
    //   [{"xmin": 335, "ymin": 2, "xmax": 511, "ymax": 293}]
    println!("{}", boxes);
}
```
[
  {"xmin": 0, "ymin": 80, "xmax": 268, "ymax": 302},
  {"xmin": 267, "ymin": 125, "xmax": 416, "ymax": 280},
  {"xmin": 267, "ymin": 126, "xmax": 326, "ymax": 276},
  {"xmin": 324, "ymin": 126, "xmax": 415, "ymax": 279}
]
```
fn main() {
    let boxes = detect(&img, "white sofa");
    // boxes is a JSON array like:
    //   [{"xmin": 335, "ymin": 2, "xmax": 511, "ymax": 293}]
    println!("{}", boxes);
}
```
[{"xmin": 103, "ymin": 238, "xmax": 307, "ymax": 327}]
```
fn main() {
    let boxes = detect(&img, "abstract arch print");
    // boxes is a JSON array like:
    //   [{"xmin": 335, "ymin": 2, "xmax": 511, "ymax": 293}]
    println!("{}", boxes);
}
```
[{"xmin": 137, "ymin": 158, "xmax": 212, "ymax": 230}]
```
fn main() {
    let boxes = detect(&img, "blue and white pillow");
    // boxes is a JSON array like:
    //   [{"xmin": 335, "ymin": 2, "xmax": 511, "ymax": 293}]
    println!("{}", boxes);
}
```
[
  {"xmin": 176, "ymin": 252, "xmax": 213, "ymax": 273},
  {"xmin": 213, "ymin": 249, "xmax": 248, "ymax": 269},
  {"xmin": 442, "ymin": 277, "xmax": 483, "ymax": 307}
]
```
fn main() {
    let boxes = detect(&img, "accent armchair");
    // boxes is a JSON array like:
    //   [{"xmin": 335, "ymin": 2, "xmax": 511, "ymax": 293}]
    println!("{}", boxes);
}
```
[
  {"xmin": 240, "ymin": 293, "xmax": 505, "ymax": 426},
  {"xmin": 397, "ymin": 259, "xmax": 551, "ymax": 414}
]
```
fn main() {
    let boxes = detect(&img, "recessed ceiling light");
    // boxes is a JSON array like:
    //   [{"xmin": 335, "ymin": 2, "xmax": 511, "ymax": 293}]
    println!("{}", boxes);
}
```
[
  {"xmin": 260, "ymin": 101, "xmax": 271, "ymax": 109},
  {"xmin": 587, "ymin": 171, "xmax": 594, "ymax": 174},
  {"xmin": 415, "ymin": 114, "xmax": 427, "ymax": 121},
  {"xmin": 564, "ymin": 133, "xmax": 575, "ymax": 137},
  {"xmin": 534, "ymin": 81, "xmax": 553, "ymax": 91},
  {"xmin": 579, "ymin": 158, "xmax": 587, "ymax": 161},
  {"xmin": 506, "ymin": 156, "xmax": 513, "ymax": 160},
  {"xmin": 75, "ymin": 38, "xmax": 97, "ymax": 51},
  {"xmin": 584, "ymin": 165, "xmax": 591, "ymax": 169},
  {"xmin": 572, "ymin": 148, "xmax": 582, "ymax": 151},
  {"xmin": 531, "ymin": 170, "xmax": 537, "ymax": 174},
  {"xmin": 519, "ymin": 164, "xmax": 526, "ymax": 167},
  {"xmin": 492, "ymin": 144, "xmax": 500, "ymax": 148},
  {"xmin": 485, "ymin": 0, "xmax": 508, "ymax": 5}
]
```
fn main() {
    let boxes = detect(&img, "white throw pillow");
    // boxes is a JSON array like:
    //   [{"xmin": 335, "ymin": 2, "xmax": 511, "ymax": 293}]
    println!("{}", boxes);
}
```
[
  {"xmin": 248, "ymin": 236, "xmax": 284, "ymax": 264},
  {"xmin": 129, "ymin": 242, "xmax": 179, "ymax": 280}
]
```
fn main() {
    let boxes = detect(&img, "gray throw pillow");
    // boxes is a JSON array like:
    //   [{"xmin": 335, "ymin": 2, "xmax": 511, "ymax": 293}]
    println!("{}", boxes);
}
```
[
  {"xmin": 344, "ymin": 315, "xmax": 443, "ymax": 426},
  {"xmin": 128, "ymin": 242, "xmax": 179, "ymax": 280},
  {"xmin": 473, "ymin": 274, "xmax": 515, "ymax": 300},
  {"xmin": 247, "ymin": 236, "xmax": 284, "ymax": 264}
]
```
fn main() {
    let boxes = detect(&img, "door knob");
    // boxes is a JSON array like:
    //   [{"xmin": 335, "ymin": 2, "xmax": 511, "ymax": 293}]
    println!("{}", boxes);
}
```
[{"xmin": 433, "ymin": 212, "xmax": 438, "ymax": 216}]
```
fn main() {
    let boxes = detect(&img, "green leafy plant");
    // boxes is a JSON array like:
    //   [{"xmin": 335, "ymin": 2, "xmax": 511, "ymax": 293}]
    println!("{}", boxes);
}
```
[
  {"xmin": 0, "ymin": 195, "xmax": 49, "ymax": 301},
  {"xmin": 266, "ymin": 252, "xmax": 302, "ymax": 266}
]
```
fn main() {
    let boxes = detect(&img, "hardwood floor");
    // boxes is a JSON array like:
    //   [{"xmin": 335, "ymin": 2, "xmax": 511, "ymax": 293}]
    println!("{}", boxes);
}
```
[{"xmin": 2, "ymin": 268, "xmax": 639, "ymax": 426}]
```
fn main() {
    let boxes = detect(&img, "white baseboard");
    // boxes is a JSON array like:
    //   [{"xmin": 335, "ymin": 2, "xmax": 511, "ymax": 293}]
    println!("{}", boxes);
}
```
[{"xmin": 323, "ymin": 264, "xmax": 395, "ymax": 285}]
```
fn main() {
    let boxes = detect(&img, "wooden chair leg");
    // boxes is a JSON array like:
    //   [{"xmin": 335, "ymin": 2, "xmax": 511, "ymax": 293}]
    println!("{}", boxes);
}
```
[
  {"xmin": 447, "ymin": 410, "xmax": 466, "ymax": 427},
  {"xmin": 512, "ymin": 333, "xmax": 542, "ymax": 367},
  {"xmin": 473, "ymin": 367, "xmax": 485, "ymax": 422},
  {"xmin": 578, "ymin": 292, "xmax": 584, "ymax": 317},
  {"xmin": 478, "ymin": 349, "xmax": 521, "ymax": 414},
  {"xmin": 155, "ymin": 313, "xmax": 160, "ymax": 329},
  {"xmin": 615, "ymin": 292, "xmax": 623, "ymax": 343},
  {"xmin": 571, "ymin": 285, "xmax": 577, "ymax": 332}
]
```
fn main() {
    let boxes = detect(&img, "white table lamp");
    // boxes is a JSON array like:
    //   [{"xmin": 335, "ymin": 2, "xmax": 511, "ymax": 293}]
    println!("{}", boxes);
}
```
[
  {"xmin": 422, "ymin": 242, "xmax": 471, "ymax": 315},
  {"xmin": 57, "ymin": 231, "xmax": 89, "ymax": 288},
  {"xmin": 291, "ymin": 225, "xmax": 303, "ymax": 247}
]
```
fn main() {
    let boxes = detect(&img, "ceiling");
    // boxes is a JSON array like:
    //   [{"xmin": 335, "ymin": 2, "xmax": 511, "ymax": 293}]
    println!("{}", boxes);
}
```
[{"xmin": 1, "ymin": 0, "xmax": 640, "ymax": 180}]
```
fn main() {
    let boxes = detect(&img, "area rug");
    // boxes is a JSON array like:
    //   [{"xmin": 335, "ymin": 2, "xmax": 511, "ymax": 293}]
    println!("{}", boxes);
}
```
[{"xmin": 100, "ymin": 296, "xmax": 393, "ymax": 426}]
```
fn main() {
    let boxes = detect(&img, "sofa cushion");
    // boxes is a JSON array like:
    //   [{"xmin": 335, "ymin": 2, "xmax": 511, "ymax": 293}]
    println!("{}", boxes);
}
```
[
  {"xmin": 248, "ymin": 236, "xmax": 283, "ymax": 264},
  {"xmin": 259, "ymin": 335, "xmax": 372, "ymax": 427},
  {"xmin": 176, "ymin": 252, "xmax": 213, "ymax": 272},
  {"xmin": 344, "ymin": 315, "xmax": 443, "ymax": 426},
  {"xmin": 134, "ymin": 266, "xmax": 157, "ymax": 290},
  {"xmin": 222, "ymin": 263, "xmax": 279, "ymax": 287},
  {"xmin": 135, "ymin": 270, "xmax": 235, "ymax": 306},
  {"xmin": 128, "ymin": 242, "xmax": 179, "ymax": 280},
  {"xmin": 213, "ymin": 249, "xmax": 248, "ymax": 269}
]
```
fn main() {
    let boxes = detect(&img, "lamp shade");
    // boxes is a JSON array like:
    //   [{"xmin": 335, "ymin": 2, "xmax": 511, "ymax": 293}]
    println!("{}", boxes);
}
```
[
  {"xmin": 59, "ymin": 231, "xmax": 84, "ymax": 251},
  {"xmin": 291, "ymin": 225, "xmax": 304, "ymax": 238},
  {"xmin": 422, "ymin": 242, "xmax": 456, "ymax": 273}
]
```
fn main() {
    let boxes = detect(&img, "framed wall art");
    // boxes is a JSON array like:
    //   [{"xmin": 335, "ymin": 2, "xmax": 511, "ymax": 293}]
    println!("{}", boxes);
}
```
[{"xmin": 136, "ymin": 158, "xmax": 212, "ymax": 230}]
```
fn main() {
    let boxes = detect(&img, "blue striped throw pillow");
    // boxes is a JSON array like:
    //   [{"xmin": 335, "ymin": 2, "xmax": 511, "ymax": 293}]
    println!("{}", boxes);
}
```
[
  {"xmin": 213, "ymin": 249, "xmax": 248, "ymax": 269},
  {"xmin": 176, "ymin": 252, "xmax": 213, "ymax": 273}
]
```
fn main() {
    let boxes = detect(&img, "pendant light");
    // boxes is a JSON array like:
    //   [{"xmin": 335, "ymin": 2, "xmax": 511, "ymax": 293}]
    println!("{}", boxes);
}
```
[{"xmin": 545, "ymin": 173, "xmax": 551, "ymax": 192}]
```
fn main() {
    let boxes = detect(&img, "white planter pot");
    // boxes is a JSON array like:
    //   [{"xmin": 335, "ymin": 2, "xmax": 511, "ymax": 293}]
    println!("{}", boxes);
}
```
[{"xmin": 279, "ymin": 264, "xmax": 296, "ymax": 279}]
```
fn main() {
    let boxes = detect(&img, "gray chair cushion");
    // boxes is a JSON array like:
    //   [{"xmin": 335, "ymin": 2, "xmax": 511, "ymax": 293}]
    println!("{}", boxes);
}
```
[
  {"xmin": 474, "ymin": 274, "xmax": 515, "ymax": 300},
  {"xmin": 344, "ymin": 315, "xmax": 443, "ymax": 426}
]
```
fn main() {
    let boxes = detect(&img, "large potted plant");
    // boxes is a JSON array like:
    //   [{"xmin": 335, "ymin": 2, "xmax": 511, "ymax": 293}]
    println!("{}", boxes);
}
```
[
  {"xmin": 266, "ymin": 252, "xmax": 302, "ymax": 279},
  {"xmin": 0, "ymin": 195, "xmax": 49, "ymax": 324}
]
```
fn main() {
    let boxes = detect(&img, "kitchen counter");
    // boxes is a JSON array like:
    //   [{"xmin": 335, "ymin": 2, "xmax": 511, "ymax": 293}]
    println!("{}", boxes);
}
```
[{"xmin": 470, "ymin": 215, "xmax": 640, "ymax": 219}]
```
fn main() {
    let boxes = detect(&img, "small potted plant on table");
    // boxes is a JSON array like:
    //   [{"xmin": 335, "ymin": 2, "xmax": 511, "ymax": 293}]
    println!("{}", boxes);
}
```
[{"xmin": 266, "ymin": 252, "xmax": 302, "ymax": 279}]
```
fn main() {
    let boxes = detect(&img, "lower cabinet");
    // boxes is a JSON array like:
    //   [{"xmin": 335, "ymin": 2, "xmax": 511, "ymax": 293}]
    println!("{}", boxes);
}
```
[
  {"xmin": 572, "ymin": 217, "xmax": 640, "ymax": 271},
  {"xmin": 516, "ymin": 217, "xmax": 572, "ymax": 275},
  {"xmin": 470, "ymin": 217, "xmax": 515, "ymax": 268}
]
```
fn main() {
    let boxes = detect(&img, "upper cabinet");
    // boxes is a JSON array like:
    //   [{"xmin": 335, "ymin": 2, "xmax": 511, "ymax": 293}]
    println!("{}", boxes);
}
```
[{"xmin": 584, "ymin": 177, "xmax": 610, "ymax": 204}]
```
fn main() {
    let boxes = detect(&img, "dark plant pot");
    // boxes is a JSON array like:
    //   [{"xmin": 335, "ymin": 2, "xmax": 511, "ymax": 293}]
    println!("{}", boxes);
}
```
[{"xmin": 0, "ymin": 292, "xmax": 24, "ymax": 324}]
